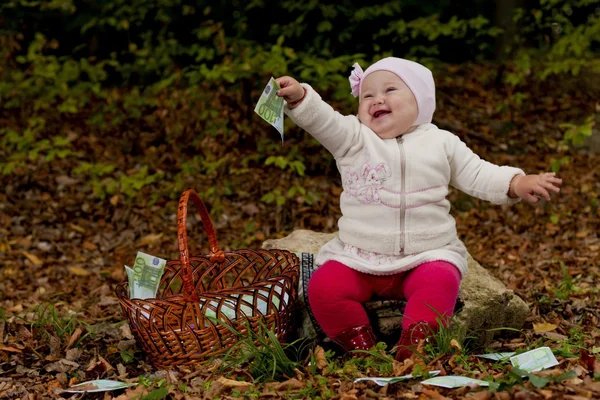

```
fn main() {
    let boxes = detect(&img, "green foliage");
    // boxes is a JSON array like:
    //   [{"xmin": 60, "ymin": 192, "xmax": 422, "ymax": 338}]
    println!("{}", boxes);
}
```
[
  {"xmin": 555, "ymin": 259, "xmax": 578, "ymax": 300},
  {"xmin": 0, "ymin": 0, "xmax": 596, "ymax": 209},
  {"xmin": 0, "ymin": 117, "xmax": 80, "ymax": 175},
  {"xmin": 264, "ymin": 156, "xmax": 306, "ymax": 176},
  {"xmin": 72, "ymin": 163, "xmax": 163, "ymax": 200},
  {"xmin": 553, "ymin": 328, "xmax": 590, "ymax": 357},
  {"xmin": 495, "ymin": 367, "xmax": 576, "ymax": 390},
  {"xmin": 349, "ymin": 342, "xmax": 395, "ymax": 375},
  {"xmin": 378, "ymin": 13, "xmax": 502, "ymax": 61},
  {"xmin": 550, "ymin": 156, "xmax": 570, "ymax": 173},
  {"xmin": 550, "ymin": 115, "xmax": 595, "ymax": 172},
  {"xmin": 505, "ymin": 0, "xmax": 600, "ymax": 85},
  {"xmin": 560, "ymin": 115, "xmax": 595, "ymax": 147},
  {"xmin": 0, "ymin": 33, "xmax": 112, "ymax": 111},
  {"xmin": 136, "ymin": 375, "xmax": 172, "ymax": 399},
  {"xmin": 260, "ymin": 153, "xmax": 320, "ymax": 208},
  {"xmin": 296, "ymin": 375, "xmax": 335, "ymax": 399}
]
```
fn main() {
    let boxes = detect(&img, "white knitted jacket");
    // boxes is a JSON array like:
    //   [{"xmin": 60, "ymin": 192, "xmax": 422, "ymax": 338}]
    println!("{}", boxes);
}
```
[{"xmin": 285, "ymin": 84, "xmax": 524, "ymax": 276}]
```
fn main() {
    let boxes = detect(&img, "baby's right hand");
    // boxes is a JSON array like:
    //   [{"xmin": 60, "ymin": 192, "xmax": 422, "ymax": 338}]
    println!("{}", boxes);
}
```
[{"xmin": 275, "ymin": 76, "xmax": 305, "ymax": 107}]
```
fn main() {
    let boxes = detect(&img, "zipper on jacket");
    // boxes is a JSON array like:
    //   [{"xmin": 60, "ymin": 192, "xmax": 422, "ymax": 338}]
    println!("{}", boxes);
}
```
[{"xmin": 398, "ymin": 136, "xmax": 406, "ymax": 255}]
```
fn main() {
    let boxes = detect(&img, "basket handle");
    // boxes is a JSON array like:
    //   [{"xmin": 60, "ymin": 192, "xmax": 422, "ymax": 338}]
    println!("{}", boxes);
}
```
[{"xmin": 177, "ymin": 189, "xmax": 225, "ymax": 301}]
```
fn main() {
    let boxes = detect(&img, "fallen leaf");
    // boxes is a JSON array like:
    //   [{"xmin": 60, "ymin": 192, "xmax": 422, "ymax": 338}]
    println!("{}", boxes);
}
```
[
  {"xmin": 580, "ymin": 349, "xmax": 597, "ymax": 371},
  {"xmin": 136, "ymin": 233, "xmax": 163, "ymax": 246},
  {"xmin": 110, "ymin": 195, "xmax": 119, "ymax": 206},
  {"xmin": 393, "ymin": 358, "xmax": 414, "ymax": 376},
  {"xmin": 242, "ymin": 203, "xmax": 260, "ymax": 215},
  {"xmin": 421, "ymin": 388, "xmax": 451, "ymax": 399},
  {"xmin": 86, "ymin": 355, "xmax": 114, "ymax": 378},
  {"xmin": 69, "ymin": 223, "xmax": 86, "ymax": 233},
  {"xmin": 575, "ymin": 230, "xmax": 589, "ymax": 238},
  {"xmin": 216, "ymin": 377, "xmax": 253, "ymax": 388},
  {"xmin": 0, "ymin": 344, "xmax": 23, "ymax": 353},
  {"xmin": 267, "ymin": 378, "xmax": 304, "ymax": 391},
  {"xmin": 450, "ymin": 338, "xmax": 462, "ymax": 351},
  {"xmin": 68, "ymin": 266, "xmax": 91, "ymax": 276},
  {"xmin": 66, "ymin": 328, "xmax": 84, "ymax": 350},
  {"xmin": 82, "ymin": 241, "xmax": 97, "ymax": 251},
  {"xmin": 45, "ymin": 359, "xmax": 79, "ymax": 373},
  {"xmin": 119, "ymin": 324, "xmax": 134, "ymax": 340},
  {"xmin": 533, "ymin": 322, "xmax": 558, "ymax": 333},
  {"xmin": 117, "ymin": 363, "xmax": 127, "ymax": 377},
  {"xmin": 313, "ymin": 345, "xmax": 328, "ymax": 370},
  {"xmin": 66, "ymin": 348, "xmax": 82, "ymax": 362},
  {"xmin": 23, "ymin": 251, "xmax": 43, "ymax": 266},
  {"xmin": 540, "ymin": 331, "xmax": 568, "ymax": 341},
  {"xmin": 55, "ymin": 175, "xmax": 78, "ymax": 186}
]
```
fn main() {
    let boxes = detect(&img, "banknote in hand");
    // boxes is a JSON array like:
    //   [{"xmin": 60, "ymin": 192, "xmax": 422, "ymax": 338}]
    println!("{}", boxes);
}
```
[{"xmin": 254, "ymin": 77, "xmax": 284, "ymax": 141}]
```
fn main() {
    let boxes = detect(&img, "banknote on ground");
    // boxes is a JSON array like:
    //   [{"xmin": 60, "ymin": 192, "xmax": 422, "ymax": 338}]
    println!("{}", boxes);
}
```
[
  {"xmin": 63, "ymin": 379, "xmax": 137, "ymax": 393},
  {"xmin": 510, "ymin": 346, "xmax": 558, "ymax": 373},
  {"xmin": 254, "ymin": 77, "xmax": 284, "ymax": 141},
  {"xmin": 422, "ymin": 376, "xmax": 491, "ymax": 389},
  {"xmin": 124, "ymin": 251, "xmax": 167, "ymax": 299},
  {"xmin": 354, "ymin": 371, "xmax": 440, "ymax": 386}
]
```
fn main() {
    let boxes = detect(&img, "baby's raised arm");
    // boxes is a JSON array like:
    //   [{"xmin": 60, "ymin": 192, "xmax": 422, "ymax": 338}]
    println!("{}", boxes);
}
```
[{"xmin": 509, "ymin": 172, "xmax": 562, "ymax": 202}]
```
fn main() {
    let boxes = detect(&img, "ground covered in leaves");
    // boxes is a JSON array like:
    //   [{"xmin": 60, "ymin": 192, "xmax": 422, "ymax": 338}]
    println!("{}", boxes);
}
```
[{"xmin": 1, "ymin": 63, "xmax": 599, "ymax": 399}]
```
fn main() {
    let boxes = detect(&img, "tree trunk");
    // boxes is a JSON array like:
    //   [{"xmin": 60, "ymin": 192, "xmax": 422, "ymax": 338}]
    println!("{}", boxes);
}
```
[{"xmin": 494, "ymin": 0, "xmax": 523, "ymax": 61}]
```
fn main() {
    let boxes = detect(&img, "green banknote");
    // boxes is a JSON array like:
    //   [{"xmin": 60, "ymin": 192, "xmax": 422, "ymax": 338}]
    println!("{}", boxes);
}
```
[
  {"xmin": 254, "ymin": 77, "xmax": 284, "ymax": 140},
  {"xmin": 127, "ymin": 251, "xmax": 167, "ymax": 299},
  {"xmin": 510, "ymin": 347, "xmax": 558, "ymax": 373},
  {"xmin": 421, "ymin": 376, "xmax": 490, "ymax": 389},
  {"xmin": 124, "ymin": 265, "xmax": 135, "ymax": 298}
]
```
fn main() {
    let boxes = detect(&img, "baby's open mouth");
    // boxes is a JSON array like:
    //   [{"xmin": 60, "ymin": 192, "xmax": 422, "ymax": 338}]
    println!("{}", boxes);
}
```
[{"xmin": 373, "ymin": 110, "xmax": 390, "ymax": 118}]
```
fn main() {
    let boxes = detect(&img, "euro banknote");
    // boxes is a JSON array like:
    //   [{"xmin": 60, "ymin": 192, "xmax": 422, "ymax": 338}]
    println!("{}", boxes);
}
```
[
  {"xmin": 254, "ymin": 77, "xmax": 284, "ymax": 140},
  {"xmin": 125, "ymin": 251, "xmax": 166, "ymax": 299}
]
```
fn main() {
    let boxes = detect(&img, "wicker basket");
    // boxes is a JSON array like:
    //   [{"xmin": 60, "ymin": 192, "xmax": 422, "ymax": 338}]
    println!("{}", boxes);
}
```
[{"xmin": 115, "ymin": 189, "xmax": 300, "ymax": 368}]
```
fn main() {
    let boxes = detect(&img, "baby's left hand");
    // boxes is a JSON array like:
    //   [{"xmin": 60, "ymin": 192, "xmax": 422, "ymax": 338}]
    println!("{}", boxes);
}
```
[{"xmin": 510, "ymin": 172, "xmax": 562, "ymax": 202}]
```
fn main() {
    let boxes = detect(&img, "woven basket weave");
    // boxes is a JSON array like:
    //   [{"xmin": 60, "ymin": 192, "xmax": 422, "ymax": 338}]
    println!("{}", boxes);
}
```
[{"xmin": 115, "ymin": 189, "xmax": 300, "ymax": 368}]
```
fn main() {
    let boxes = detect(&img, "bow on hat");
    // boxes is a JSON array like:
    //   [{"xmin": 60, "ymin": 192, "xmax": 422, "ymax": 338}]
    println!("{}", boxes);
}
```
[{"xmin": 349, "ymin": 63, "xmax": 363, "ymax": 98}]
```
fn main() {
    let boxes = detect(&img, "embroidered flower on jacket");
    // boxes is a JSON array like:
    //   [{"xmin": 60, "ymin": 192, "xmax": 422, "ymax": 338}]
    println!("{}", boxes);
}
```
[{"xmin": 343, "ymin": 161, "xmax": 391, "ymax": 204}]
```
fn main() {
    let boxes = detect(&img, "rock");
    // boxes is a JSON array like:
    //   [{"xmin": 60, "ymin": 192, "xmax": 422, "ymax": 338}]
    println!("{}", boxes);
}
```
[{"xmin": 262, "ymin": 229, "xmax": 529, "ymax": 346}]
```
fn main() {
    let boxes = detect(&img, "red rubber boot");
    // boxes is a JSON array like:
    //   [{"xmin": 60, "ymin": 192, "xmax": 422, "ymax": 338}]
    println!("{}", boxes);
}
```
[
  {"xmin": 395, "ymin": 322, "xmax": 435, "ymax": 362},
  {"xmin": 332, "ymin": 325, "xmax": 377, "ymax": 352}
]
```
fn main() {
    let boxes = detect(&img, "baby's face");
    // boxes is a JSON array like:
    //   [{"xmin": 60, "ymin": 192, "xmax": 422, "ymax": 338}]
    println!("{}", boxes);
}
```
[{"xmin": 357, "ymin": 71, "xmax": 418, "ymax": 139}]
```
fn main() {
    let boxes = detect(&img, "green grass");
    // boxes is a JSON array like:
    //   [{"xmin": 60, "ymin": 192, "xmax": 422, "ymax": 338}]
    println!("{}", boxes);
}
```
[
  {"xmin": 212, "ymin": 318, "xmax": 311, "ymax": 383},
  {"xmin": 18, "ymin": 303, "xmax": 84, "ymax": 344},
  {"xmin": 397, "ymin": 307, "xmax": 479, "ymax": 362}
]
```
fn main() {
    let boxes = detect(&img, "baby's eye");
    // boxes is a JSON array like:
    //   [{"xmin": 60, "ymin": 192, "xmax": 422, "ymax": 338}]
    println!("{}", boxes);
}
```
[
  {"xmin": 386, "ymin": 87, "xmax": 397, "ymax": 93},
  {"xmin": 363, "ymin": 94, "xmax": 373, "ymax": 99}
]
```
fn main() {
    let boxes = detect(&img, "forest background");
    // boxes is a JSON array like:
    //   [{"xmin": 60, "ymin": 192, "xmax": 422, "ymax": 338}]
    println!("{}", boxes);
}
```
[{"xmin": 0, "ymin": 0, "xmax": 599, "ymax": 398}]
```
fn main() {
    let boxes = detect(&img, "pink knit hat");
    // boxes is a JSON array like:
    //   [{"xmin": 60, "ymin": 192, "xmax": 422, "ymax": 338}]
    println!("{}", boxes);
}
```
[{"xmin": 349, "ymin": 57, "xmax": 436, "ymax": 125}]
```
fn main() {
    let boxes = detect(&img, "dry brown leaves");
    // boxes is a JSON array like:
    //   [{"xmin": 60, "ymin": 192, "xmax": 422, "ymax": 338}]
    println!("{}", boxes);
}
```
[{"xmin": 0, "ymin": 63, "xmax": 598, "ymax": 399}]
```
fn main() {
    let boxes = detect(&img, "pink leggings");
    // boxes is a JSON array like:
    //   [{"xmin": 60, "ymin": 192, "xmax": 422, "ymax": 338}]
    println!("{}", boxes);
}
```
[{"xmin": 307, "ymin": 260, "xmax": 461, "ymax": 338}]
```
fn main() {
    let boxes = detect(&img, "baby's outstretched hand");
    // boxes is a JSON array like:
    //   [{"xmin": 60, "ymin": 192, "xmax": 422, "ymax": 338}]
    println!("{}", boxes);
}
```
[
  {"xmin": 275, "ymin": 76, "xmax": 305, "ymax": 107},
  {"xmin": 510, "ymin": 172, "xmax": 562, "ymax": 203}
]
